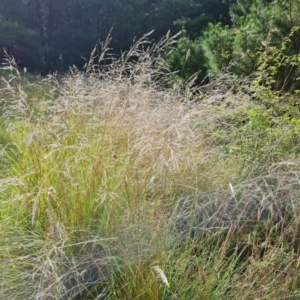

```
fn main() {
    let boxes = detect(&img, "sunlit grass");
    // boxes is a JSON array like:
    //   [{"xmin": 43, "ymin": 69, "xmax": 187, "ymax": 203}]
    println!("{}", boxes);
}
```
[{"xmin": 1, "ymin": 34, "xmax": 300, "ymax": 299}]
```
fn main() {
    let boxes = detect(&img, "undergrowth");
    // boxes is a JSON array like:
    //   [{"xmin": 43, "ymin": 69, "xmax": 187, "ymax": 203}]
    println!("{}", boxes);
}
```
[{"xmin": 1, "ymin": 32, "xmax": 300, "ymax": 299}]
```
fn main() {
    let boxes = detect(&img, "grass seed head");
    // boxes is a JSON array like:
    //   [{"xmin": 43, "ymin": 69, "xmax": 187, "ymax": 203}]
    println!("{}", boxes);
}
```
[{"xmin": 153, "ymin": 265, "xmax": 170, "ymax": 288}]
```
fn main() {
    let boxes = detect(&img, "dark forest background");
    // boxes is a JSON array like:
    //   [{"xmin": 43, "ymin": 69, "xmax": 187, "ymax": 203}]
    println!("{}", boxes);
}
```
[
  {"xmin": 0, "ymin": 0, "xmax": 300, "ymax": 85},
  {"xmin": 0, "ymin": 0, "xmax": 232, "ymax": 74}
]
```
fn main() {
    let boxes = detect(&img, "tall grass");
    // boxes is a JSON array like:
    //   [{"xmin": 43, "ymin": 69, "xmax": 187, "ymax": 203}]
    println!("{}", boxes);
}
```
[{"xmin": 1, "ymin": 33, "xmax": 300, "ymax": 299}]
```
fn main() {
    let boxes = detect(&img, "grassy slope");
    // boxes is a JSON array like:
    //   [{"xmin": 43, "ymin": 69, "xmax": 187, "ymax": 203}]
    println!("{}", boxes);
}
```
[{"xmin": 1, "ymin": 38, "xmax": 300, "ymax": 299}]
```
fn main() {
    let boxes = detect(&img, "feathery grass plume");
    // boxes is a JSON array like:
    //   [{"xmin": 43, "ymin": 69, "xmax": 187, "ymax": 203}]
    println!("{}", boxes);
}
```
[
  {"xmin": 31, "ymin": 194, "xmax": 39, "ymax": 227},
  {"xmin": 47, "ymin": 186, "xmax": 57, "ymax": 200},
  {"xmin": 153, "ymin": 265, "xmax": 169, "ymax": 288},
  {"xmin": 166, "ymin": 30, "xmax": 171, "ymax": 41},
  {"xmin": 186, "ymin": 49, "xmax": 191, "ymax": 61},
  {"xmin": 1, "ymin": 48, "xmax": 20, "ymax": 77},
  {"xmin": 229, "ymin": 182, "xmax": 235, "ymax": 198}
]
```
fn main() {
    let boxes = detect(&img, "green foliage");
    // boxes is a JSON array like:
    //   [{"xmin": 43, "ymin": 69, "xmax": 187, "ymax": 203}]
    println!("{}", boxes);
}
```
[
  {"xmin": 237, "ymin": 28, "xmax": 300, "ymax": 158},
  {"xmin": 201, "ymin": 23, "xmax": 236, "ymax": 75},
  {"xmin": 200, "ymin": 0, "xmax": 300, "ymax": 81},
  {"xmin": 255, "ymin": 26, "xmax": 300, "ymax": 92},
  {"xmin": 0, "ymin": 20, "xmax": 40, "ymax": 47},
  {"xmin": 166, "ymin": 32, "xmax": 207, "ymax": 84},
  {"xmin": 201, "ymin": 1, "xmax": 268, "ymax": 76},
  {"xmin": 165, "ymin": 0, "xmax": 233, "ymax": 83},
  {"xmin": 217, "ymin": 27, "xmax": 300, "ymax": 163}
]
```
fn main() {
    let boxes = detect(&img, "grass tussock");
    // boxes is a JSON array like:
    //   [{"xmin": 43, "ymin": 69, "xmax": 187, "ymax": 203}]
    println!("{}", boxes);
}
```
[{"xmin": 1, "ymin": 33, "xmax": 300, "ymax": 299}]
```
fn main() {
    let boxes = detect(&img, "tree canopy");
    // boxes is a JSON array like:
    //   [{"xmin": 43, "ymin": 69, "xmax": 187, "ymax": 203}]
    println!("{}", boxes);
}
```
[
  {"xmin": 0, "ymin": 0, "xmax": 233, "ymax": 73},
  {"xmin": 166, "ymin": 0, "xmax": 300, "ymax": 87}
]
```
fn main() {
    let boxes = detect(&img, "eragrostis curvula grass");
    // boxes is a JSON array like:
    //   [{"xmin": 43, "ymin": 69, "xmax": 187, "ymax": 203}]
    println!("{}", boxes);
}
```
[{"xmin": 1, "ymin": 31, "xmax": 300, "ymax": 300}]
